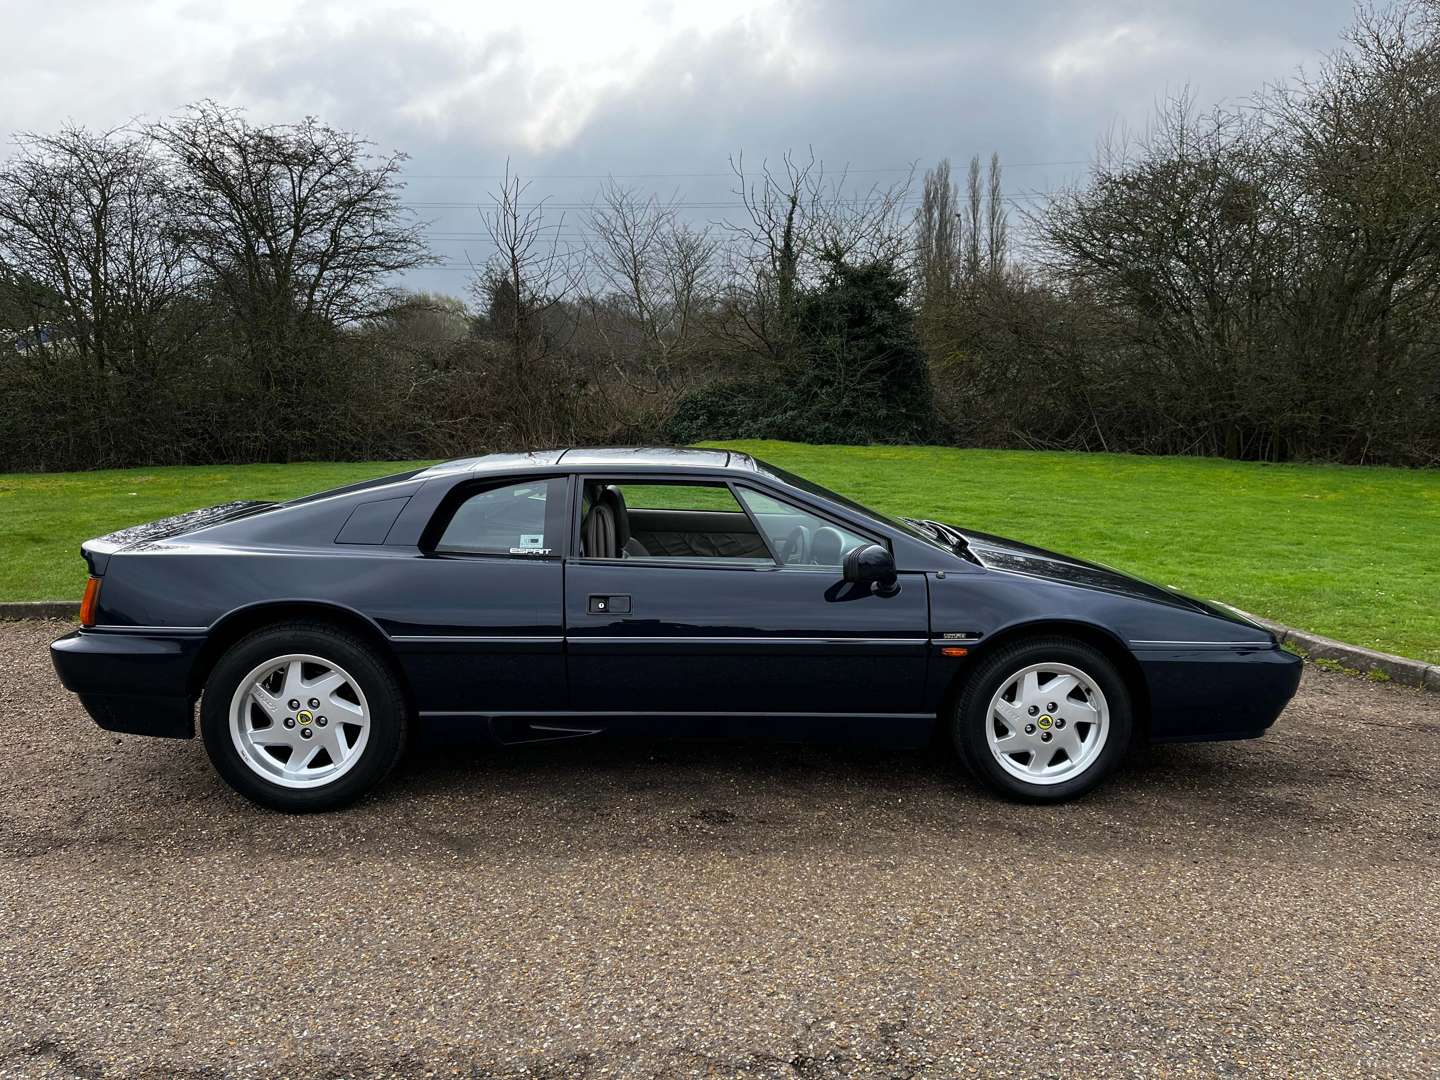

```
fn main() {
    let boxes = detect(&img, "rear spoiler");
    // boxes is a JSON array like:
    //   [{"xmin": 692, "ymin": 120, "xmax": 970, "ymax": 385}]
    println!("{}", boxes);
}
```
[{"xmin": 81, "ymin": 500, "xmax": 274, "ymax": 575}]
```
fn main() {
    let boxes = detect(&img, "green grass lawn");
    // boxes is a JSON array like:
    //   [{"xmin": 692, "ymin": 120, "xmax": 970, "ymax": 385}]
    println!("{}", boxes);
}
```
[
  {"xmin": 2, "ymin": 442, "xmax": 1437, "ymax": 663},
  {"xmin": 0, "ymin": 460, "xmax": 432, "ymax": 606}
]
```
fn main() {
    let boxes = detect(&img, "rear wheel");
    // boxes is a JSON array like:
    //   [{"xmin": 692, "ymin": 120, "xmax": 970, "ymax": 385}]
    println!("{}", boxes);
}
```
[
  {"xmin": 200, "ymin": 622, "xmax": 407, "ymax": 811},
  {"xmin": 952, "ymin": 636, "xmax": 1132, "ymax": 802}
]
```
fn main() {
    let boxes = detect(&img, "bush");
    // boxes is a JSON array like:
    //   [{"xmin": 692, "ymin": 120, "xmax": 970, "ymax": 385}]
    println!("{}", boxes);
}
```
[{"xmin": 666, "ymin": 256, "xmax": 935, "ymax": 445}]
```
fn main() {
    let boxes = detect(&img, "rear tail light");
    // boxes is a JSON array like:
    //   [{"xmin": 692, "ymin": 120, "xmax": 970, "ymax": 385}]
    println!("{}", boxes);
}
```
[{"xmin": 79, "ymin": 576, "xmax": 101, "ymax": 627}]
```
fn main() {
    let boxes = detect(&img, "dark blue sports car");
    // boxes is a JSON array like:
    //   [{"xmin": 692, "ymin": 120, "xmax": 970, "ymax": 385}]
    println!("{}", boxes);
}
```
[{"xmin": 51, "ymin": 448, "xmax": 1301, "ymax": 810}]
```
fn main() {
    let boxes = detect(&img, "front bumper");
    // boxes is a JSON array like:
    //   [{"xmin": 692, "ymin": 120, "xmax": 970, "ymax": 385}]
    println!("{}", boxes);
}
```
[
  {"xmin": 1137, "ymin": 643, "xmax": 1303, "ymax": 742},
  {"xmin": 51, "ymin": 629, "xmax": 203, "ymax": 739}
]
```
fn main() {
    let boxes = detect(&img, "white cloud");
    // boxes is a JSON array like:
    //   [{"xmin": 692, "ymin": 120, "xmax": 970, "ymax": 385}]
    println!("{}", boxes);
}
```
[{"xmin": 1046, "ymin": 24, "xmax": 1167, "ymax": 82}]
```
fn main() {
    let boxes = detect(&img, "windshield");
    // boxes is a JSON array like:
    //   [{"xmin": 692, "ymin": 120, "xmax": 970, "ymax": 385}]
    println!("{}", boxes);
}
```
[{"xmin": 751, "ymin": 458, "xmax": 956, "ymax": 554}]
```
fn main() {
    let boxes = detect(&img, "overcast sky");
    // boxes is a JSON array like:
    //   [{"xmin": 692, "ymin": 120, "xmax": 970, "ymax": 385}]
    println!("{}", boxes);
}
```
[{"xmin": 2, "ymin": 0, "xmax": 1357, "ymax": 296}]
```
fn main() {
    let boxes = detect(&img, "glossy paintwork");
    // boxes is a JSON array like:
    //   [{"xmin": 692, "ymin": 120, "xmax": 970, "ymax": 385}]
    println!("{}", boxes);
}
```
[
  {"xmin": 925, "ymin": 559, "xmax": 1270, "ymax": 652},
  {"xmin": 565, "ymin": 560, "xmax": 930, "ymax": 713},
  {"xmin": 51, "ymin": 448, "xmax": 1301, "ymax": 746}
]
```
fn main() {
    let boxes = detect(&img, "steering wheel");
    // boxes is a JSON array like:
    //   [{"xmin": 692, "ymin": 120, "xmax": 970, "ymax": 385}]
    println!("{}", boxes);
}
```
[{"xmin": 778, "ymin": 524, "xmax": 811, "ymax": 564}]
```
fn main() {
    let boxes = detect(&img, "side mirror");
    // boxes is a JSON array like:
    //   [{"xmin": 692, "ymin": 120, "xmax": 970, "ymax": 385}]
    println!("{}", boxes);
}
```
[{"xmin": 843, "ymin": 544, "xmax": 900, "ymax": 597}]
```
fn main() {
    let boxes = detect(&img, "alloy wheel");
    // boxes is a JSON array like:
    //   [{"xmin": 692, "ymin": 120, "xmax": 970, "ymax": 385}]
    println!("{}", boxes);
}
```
[
  {"xmin": 985, "ymin": 661, "xmax": 1110, "ymax": 785},
  {"xmin": 227, "ymin": 653, "xmax": 371, "ymax": 789}
]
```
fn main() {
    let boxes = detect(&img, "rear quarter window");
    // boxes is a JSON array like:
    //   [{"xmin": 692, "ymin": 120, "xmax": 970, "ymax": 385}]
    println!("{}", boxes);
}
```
[{"xmin": 435, "ymin": 479, "xmax": 566, "ymax": 556}]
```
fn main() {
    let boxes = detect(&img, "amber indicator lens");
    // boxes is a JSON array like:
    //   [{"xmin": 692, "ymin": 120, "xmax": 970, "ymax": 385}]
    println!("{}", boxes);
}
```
[
  {"xmin": 940, "ymin": 646, "xmax": 968, "ymax": 657},
  {"xmin": 79, "ymin": 576, "xmax": 101, "ymax": 627}
]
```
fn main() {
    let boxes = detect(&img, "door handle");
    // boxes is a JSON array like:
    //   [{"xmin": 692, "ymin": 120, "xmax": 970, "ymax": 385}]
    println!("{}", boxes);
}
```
[{"xmin": 587, "ymin": 594, "xmax": 632, "ymax": 615}]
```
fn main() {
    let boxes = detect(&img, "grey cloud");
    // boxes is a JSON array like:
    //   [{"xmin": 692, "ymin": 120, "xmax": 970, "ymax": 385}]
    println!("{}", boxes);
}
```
[{"xmin": 0, "ymin": 0, "xmax": 1360, "ymax": 296}]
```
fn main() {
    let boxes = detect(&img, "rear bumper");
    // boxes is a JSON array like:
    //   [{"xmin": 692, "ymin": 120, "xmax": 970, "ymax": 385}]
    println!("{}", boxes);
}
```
[
  {"xmin": 51, "ymin": 629, "xmax": 203, "ymax": 739},
  {"xmin": 1137, "ymin": 643, "xmax": 1303, "ymax": 742}
]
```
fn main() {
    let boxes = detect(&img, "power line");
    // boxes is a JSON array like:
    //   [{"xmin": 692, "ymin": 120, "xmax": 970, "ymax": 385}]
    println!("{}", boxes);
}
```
[
  {"xmin": 401, "ymin": 159, "xmax": 1090, "ymax": 180},
  {"xmin": 403, "ymin": 191, "xmax": 1059, "ymax": 211}
]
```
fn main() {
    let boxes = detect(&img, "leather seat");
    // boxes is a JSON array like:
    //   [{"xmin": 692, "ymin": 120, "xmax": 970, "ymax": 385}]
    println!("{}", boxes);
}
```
[
  {"xmin": 606, "ymin": 486, "xmax": 650, "ymax": 557},
  {"xmin": 580, "ymin": 497, "xmax": 616, "ymax": 558},
  {"xmin": 581, "ymin": 485, "xmax": 649, "ymax": 558},
  {"xmin": 811, "ymin": 525, "xmax": 845, "ymax": 566}
]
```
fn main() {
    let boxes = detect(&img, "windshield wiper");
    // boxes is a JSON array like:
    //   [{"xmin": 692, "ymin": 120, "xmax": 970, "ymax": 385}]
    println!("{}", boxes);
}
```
[
  {"xmin": 901, "ymin": 516, "xmax": 940, "ymax": 539},
  {"xmin": 906, "ymin": 517, "xmax": 975, "ymax": 561}
]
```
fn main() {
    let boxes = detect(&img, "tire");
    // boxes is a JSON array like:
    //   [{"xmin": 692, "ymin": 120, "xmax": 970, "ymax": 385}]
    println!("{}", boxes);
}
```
[
  {"xmin": 952, "ymin": 636, "xmax": 1132, "ymax": 803},
  {"xmin": 200, "ymin": 621, "xmax": 408, "ymax": 811}
]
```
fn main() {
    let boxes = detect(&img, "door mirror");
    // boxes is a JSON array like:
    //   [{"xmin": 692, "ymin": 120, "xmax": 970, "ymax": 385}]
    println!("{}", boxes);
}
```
[{"xmin": 842, "ymin": 543, "xmax": 900, "ymax": 596}]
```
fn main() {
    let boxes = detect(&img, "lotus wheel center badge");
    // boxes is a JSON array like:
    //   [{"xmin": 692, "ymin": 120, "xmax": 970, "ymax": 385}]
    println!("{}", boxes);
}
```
[
  {"xmin": 1037, "ymin": 715, "xmax": 1053, "ymax": 729},
  {"xmin": 297, "ymin": 710, "xmax": 314, "ymax": 726}
]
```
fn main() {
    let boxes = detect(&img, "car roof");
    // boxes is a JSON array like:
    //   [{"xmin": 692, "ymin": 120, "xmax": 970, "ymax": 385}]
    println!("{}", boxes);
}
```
[{"xmin": 414, "ymin": 447, "xmax": 760, "ymax": 478}]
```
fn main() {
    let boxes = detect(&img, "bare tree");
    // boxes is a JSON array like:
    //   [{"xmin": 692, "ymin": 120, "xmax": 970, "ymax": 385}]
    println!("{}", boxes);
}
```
[
  {"xmin": 659, "ymin": 220, "xmax": 721, "ymax": 361},
  {"xmin": 468, "ymin": 163, "xmax": 607, "ymax": 446},
  {"xmin": 720, "ymin": 150, "xmax": 817, "ymax": 363},
  {"xmin": 366, "ymin": 291, "xmax": 471, "ymax": 373},
  {"xmin": 721, "ymin": 150, "xmax": 911, "ymax": 365},
  {"xmin": 0, "ymin": 124, "xmax": 189, "ymax": 376},
  {"xmin": 1037, "ymin": 91, "xmax": 1285, "ymax": 455},
  {"xmin": 964, "ymin": 155, "xmax": 983, "ymax": 281},
  {"xmin": 154, "ymin": 103, "xmax": 428, "ymax": 381},
  {"xmin": 584, "ymin": 180, "xmax": 718, "ymax": 391},
  {"xmin": 914, "ymin": 158, "xmax": 962, "ymax": 307},
  {"xmin": 477, "ymin": 162, "xmax": 578, "ymax": 379},
  {"xmin": 1264, "ymin": 0, "xmax": 1440, "ymax": 425},
  {"xmin": 809, "ymin": 169, "xmax": 914, "ymax": 267},
  {"xmin": 986, "ymin": 152, "xmax": 1009, "ymax": 276}
]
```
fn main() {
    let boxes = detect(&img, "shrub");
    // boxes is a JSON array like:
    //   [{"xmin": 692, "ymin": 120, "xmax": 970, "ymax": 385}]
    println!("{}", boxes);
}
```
[{"xmin": 667, "ymin": 256, "xmax": 935, "ymax": 444}]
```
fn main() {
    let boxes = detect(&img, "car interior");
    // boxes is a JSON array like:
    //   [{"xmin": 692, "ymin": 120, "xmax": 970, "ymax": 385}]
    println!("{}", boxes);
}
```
[{"xmin": 579, "ymin": 480, "xmax": 870, "ymax": 566}]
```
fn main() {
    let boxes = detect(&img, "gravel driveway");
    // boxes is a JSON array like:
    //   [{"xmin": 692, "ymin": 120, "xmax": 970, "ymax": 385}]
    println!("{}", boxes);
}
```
[{"xmin": 0, "ymin": 619, "xmax": 1435, "ymax": 1079}]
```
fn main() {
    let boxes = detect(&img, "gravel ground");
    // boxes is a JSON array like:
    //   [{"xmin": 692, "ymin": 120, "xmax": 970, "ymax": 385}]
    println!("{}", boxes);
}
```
[{"xmin": 0, "ymin": 619, "xmax": 1436, "ymax": 1079}]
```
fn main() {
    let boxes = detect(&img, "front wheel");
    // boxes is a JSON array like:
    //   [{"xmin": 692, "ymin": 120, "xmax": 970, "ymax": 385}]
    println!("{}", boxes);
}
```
[
  {"xmin": 952, "ymin": 637, "xmax": 1132, "ymax": 802},
  {"xmin": 200, "ymin": 622, "xmax": 408, "ymax": 811}
]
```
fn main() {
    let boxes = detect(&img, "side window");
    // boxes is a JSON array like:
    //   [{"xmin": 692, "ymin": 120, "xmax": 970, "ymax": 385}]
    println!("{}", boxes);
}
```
[
  {"xmin": 736, "ymin": 488, "xmax": 874, "ymax": 567},
  {"xmin": 581, "ymin": 480, "xmax": 773, "ymax": 561},
  {"xmin": 435, "ymin": 479, "xmax": 566, "ymax": 556},
  {"xmin": 620, "ymin": 483, "xmax": 743, "ymax": 512}
]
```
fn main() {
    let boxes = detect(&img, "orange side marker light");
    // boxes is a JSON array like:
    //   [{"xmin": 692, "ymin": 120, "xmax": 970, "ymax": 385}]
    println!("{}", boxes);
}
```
[
  {"xmin": 940, "ymin": 646, "xmax": 968, "ymax": 657},
  {"xmin": 79, "ymin": 576, "xmax": 101, "ymax": 628}
]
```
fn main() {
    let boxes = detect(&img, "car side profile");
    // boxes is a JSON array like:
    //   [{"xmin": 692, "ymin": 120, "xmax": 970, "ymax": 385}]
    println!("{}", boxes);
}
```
[{"xmin": 51, "ymin": 448, "xmax": 1302, "ymax": 811}]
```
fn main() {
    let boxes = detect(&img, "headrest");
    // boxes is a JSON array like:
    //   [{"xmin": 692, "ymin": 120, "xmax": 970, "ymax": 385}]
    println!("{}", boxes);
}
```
[{"xmin": 598, "ymin": 485, "xmax": 630, "ymax": 547}]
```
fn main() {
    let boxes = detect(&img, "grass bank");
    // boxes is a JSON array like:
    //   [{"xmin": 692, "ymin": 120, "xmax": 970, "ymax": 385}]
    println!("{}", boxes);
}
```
[
  {"xmin": 719, "ymin": 442, "xmax": 1439, "ymax": 664},
  {"xmin": 1, "ymin": 443, "xmax": 1435, "ymax": 662},
  {"xmin": 0, "ymin": 460, "xmax": 430, "ymax": 606}
]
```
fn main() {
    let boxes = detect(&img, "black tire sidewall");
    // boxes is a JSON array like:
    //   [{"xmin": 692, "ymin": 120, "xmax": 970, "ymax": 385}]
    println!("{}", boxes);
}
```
[
  {"xmin": 953, "ymin": 638, "xmax": 1132, "ymax": 802},
  {"xmin": 200, "ymin": 625, "xmax": 406, "ymax": 811}
]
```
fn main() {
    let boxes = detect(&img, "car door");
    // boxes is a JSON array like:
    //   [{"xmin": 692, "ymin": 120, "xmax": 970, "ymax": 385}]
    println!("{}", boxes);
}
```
[
  {"xmin": 383, "ymin": 475, "xmax": 571, "ymax": 719},
  {"xmin": 564, "ymin": 475, "xmax": 930, "ymax": 724}
]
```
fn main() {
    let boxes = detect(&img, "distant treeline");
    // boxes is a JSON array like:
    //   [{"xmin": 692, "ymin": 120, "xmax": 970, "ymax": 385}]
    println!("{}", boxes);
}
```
[{"xmin": 2, "ymin": 2, "xmax": 1438, "ymax": 471}]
